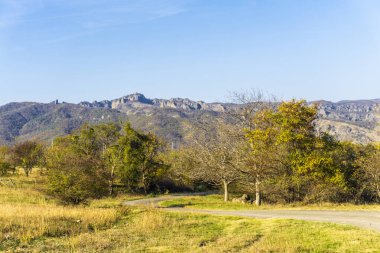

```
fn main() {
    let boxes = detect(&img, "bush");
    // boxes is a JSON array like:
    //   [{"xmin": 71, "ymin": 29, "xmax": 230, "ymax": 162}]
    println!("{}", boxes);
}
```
[
  {"xmin": 0, "ymin": 162, "xmax": 12, "ymax": 176},
  {"xmin": 46, "ymin": 128, "xmax": 109, "ymax": 205}
]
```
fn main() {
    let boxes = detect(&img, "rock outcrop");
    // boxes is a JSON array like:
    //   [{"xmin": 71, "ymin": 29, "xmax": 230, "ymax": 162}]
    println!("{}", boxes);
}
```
[
  {"xmin": 315, "ymin": 100, "xmax": 380, "ymax": 144},
  {"xmin": 79, "ymin": 93, "xmax": 226, "ymax": 113},
  {"xmin": 1, "ymin": 93, "xmax": 379, "ymax": 145}
]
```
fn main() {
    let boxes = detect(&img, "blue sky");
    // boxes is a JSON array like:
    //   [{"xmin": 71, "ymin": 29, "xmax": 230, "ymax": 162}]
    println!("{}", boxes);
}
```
[{"xmin": 1, "ymin": 0, "xmax": 380, "ymax": 105}]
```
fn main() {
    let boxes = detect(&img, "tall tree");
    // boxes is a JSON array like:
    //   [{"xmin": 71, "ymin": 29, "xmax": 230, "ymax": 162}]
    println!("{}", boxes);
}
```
[
  {"xmin": 177, "ymin": 122, "xmax": 244, "ymax": 202},
  {"xmin": 274, "ymin": 100, "xmax": 319, "ymax": 202},
  {"xmin": 117, "ymin": 123, "xmax": 167, "ymax": 193},
  {"xmin": 94, "ymin": 123, "xmax": 121, "ymax": 195},
  {"xmin": 244, "ymin": 108, "xmax": 282, "ymax": 205},
  {"xmin": 244, "ymin": 100, "xmax": 350, "ymax": 204},
  {"xmin": 229, "ymin": 89, "xmax": 279, "ymax": 205}
]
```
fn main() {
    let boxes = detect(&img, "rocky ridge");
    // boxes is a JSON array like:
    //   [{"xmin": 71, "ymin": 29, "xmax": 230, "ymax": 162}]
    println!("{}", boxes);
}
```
[
  {"xmin": 79, "ymin": 93, "xmax": 227, "ymax": 112},
  {"xmin": 315, "ymin": 100, "xmax": 380, "ymax": 143},
  {"xmin": 78, "ymin": 93, "xmax": 380, "ymax": 143},
  {"xmin": 0, "ymin": 93, "xmax": 379, "ymax": 145}
]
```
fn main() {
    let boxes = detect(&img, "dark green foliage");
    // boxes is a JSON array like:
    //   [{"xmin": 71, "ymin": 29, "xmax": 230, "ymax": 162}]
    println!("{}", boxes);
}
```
[
  {"xmin": 0, "ymin": 160, "xmax": 13, "ymax": 176},
  {"xmin": 117, "ymin": 123, "xmax": 168, "ymax": 193},
  {"xmin": 355, "ymin": 144, "xmax": 380, "ymax": 202},
  {"xmin": 0, "ymin": 146, "xmax": 14, "ymax": 176},
  {"xmin": 46, "ymin": 125, "xmax": 112, "ymax": 204},
  {"xmin": 46, "ymin": 122, "xmax": 168, "ymax": 204}
]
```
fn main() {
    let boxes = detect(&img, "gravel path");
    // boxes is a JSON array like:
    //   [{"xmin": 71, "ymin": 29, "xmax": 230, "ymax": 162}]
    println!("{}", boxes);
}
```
[{"xmin": 124, "ymin": 195, "xmax": 380, "ymax": 232}]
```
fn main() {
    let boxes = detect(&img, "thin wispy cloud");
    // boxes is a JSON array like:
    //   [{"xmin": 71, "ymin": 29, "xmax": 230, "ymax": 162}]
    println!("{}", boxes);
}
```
[
  {"xmin": 0, "ymin": 0, "xmax": 191, "ymax": 45},
  {"xmin": 0, "ymin": 0, "xmax": 190, "ymax": 28}
]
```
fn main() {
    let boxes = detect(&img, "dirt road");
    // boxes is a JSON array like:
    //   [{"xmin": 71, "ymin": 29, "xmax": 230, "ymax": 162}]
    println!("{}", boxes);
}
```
[{"xmin": 124, "ymin": 195, "xmax": 380, "ymax": 232}]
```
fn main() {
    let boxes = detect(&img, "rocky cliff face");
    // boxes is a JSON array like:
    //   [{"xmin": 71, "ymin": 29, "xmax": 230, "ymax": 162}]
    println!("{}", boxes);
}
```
[
  {"xmin": 79, "ymin": 94, "xmax": 380, "ymax": 144},
  {"xmin": 79, "ymin": 93, "xmax": 227, "ymax": 113},
  {"xmin": 1, "ymin": 94, "xmax": 379, "ymax": 145},
  {"xmin": 315, "ymin": 100, "xmax": 380, "ymax": 143}
]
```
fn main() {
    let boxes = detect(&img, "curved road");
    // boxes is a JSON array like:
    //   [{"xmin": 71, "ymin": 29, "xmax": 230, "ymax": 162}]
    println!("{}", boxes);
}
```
[{"xmin": 124, "ymin": 195, "xmax": 380, "ymax": 232}]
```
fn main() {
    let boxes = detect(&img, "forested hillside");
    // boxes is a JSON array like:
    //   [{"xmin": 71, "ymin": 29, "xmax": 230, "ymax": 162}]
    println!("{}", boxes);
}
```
[{"xmin": 0, "ymin": 93, "xmax": 379, "ymax": 145}]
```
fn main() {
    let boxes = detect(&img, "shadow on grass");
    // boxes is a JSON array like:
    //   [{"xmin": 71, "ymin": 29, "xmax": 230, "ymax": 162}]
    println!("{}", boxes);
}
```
[{"xmin": 166, "ymin": 202, "xmax": 194, "ymax": 208}]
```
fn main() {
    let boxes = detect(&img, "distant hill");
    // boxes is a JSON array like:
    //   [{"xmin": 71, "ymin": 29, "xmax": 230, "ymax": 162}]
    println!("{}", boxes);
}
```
[
  {"xmin": 0, "ymin": 93, "xmax": 379, "ymax": 145},
  {"xmin": 0, "ymin": 102, "xmax": 126, "ymax": 145}
]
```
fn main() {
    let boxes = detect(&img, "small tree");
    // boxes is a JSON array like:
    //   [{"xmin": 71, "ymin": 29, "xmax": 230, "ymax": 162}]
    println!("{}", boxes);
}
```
[
  {"xmin": 12, "ymin": 141, "xmax": 44, "ymax": 177},
  {"xmin": 46, "ymin": 126, "xmax": 109, "ymax": 204}
]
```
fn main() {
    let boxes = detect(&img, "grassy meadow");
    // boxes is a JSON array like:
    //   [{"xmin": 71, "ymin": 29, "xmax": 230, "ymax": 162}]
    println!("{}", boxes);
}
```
[
  {"xmin": 0, "ymin": 171, "xmax": 130, "ymax": 250},
  {"xmin": 1, "ymin": 171, "xmax": 380, "ymax": 252}
]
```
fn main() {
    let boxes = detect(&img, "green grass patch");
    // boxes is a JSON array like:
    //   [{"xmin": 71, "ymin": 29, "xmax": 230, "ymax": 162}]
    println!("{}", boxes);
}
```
[
  {"xmin": 89, "ymin": 194, "xmax": 146, "ymax": 209},
  {"xmin": 23, "ymin": 207, "xmax": 380, "ymax": 253},
  {"xmin": 160, "ymin": 194, "xmax": 380, "ymax": 211}
]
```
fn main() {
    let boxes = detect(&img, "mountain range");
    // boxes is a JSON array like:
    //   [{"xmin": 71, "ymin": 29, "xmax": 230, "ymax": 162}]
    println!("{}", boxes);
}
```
[{"xmin": 0, "ymin": 93, "xmax": 379, "ymax": 145}]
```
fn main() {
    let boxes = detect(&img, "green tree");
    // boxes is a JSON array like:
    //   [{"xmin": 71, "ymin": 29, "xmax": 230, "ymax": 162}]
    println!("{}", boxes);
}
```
[
  {"xmin": 245, "ymin": 100, "xmax": 351, "ymax": 203},
  {"xmin": 12, "ymin": 141, "xmax": 44, "ymax": 177},
  {"xmin": 0, "ymin": 146, "xmax": 15, "ymax": 176},
  {"xmin": 244, "ymin": 108, "xmax": 283, "ymax": 205},
  {"xmin": 117, "ymin": 123, "xmax": 167, "ymax": 193},
  {"xmin": 274, "ymin": 100, "xmax": 320, "ymax": 202},
  {"xmin": 94, "ymin": 123, "xmax": 121, "ymax": 195},
  {"xmin": 296, "ymin": 134, "xmax": 348, "ymax": 202},
  {"xmin": 357, "ymin": 144, "xmax": 380, "ymax": 202},
  {"xmin": 104, "ymin": 144, "xmax": 124, "ymax": 195},
  {"xmin": 46, "ymin": 125, "xmax": 109, "ymax": 204}
]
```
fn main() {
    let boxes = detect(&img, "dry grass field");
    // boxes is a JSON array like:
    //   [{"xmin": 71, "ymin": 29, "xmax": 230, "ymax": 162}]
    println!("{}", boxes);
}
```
[
  {"xmin": 1, "ymin": 171, "xmax": 380, "ymax": 252},
  {"xmin": 0, "ymin": 171, "xmax": 128, "ymax": 250}
]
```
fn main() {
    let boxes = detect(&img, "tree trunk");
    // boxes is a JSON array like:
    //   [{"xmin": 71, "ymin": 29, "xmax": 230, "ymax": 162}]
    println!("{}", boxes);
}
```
[
  {"xmin": 223, "ymin": 180, "xmax": 229, "ymax": 202},
  {"xmin": 255, "ymin": 178, "xmax": 261, "ymax": 206},
  {"xmin": 24, "ymin": 168, "xmax": 30, "ymax": 177},
  {"xmin": 142, "ymin": 173, "xmax": 148, "ymax": 194},
  {"xmin": 109, "ymin": 167, "xmax": 115, "ymax": 196},
  {"xmin": 109, "ymin": 181, "xmax": 114, "ymax": 196}
]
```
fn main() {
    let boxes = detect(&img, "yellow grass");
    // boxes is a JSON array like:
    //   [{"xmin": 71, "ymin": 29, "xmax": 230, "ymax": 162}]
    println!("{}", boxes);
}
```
[
  {"xmin": 0, "ymin": 170, "xmax": 126, "ymax": 250},
  {"xmin": 1, "ymin": 170, "xmax": 380, "ymax": 252},
  {"xmin": 0, "ymin": 204, "xmax": 120, "ymax": 246}
]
